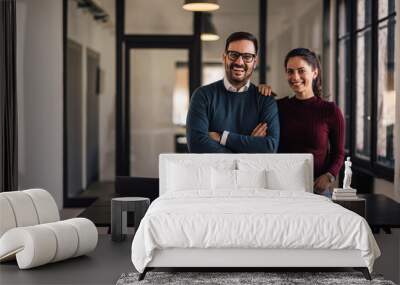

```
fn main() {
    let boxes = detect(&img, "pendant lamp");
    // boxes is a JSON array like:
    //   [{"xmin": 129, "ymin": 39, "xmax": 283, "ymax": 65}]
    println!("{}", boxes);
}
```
[{"xmin": 183, "ymin": 0, "xmax": 219, "ymax": 12}]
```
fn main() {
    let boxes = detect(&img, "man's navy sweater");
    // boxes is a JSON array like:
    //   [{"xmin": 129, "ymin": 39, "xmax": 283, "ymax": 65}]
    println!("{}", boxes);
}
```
[{"xmin": 186, "ymin": 80, "xmax": 280, "ymax": 153}]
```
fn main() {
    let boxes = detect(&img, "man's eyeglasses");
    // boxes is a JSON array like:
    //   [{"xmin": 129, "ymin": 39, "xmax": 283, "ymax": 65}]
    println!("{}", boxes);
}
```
[{"xmin": 226, "ymin": 51, "xmax": 256, "ymax": 63}]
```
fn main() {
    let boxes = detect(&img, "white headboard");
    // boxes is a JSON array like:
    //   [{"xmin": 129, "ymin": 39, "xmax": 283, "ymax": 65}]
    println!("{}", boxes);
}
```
[{"xmin": 159, "ymin": 154, "xmax": 314, "ymax": 195}]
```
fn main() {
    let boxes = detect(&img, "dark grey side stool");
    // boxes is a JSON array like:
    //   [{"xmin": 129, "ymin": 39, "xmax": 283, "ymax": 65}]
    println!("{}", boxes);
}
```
[{"xmin": 111, "ymin": 197, "xmax": 150, "ymax": 242}]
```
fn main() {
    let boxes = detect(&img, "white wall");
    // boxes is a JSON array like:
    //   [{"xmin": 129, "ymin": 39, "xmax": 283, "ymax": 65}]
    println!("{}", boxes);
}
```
[
  {"xmin": 68, "ymin": 0, "xmax": 116, "ymax": 184},
  {"xmin": 16, "ymin": 0, "xmax": 63, "ymax": 208}
]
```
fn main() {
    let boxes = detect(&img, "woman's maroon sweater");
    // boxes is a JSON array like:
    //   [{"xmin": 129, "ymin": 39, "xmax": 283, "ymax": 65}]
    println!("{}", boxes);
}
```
[{"xmin": 277, "ymin": 95, "xmax": 345, "ymax": 178}]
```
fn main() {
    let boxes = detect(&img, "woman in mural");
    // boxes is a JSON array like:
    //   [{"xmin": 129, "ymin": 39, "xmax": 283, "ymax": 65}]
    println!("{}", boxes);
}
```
[{"xmin": 259, "ymin": 48, "xmax": 345, "ymax": 197}]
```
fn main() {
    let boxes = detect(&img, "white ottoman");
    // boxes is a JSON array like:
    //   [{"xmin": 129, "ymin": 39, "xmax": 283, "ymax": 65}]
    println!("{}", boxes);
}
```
[{"xmin": 0, "ymin": 189, "xmax": 98, "ymax": 269}]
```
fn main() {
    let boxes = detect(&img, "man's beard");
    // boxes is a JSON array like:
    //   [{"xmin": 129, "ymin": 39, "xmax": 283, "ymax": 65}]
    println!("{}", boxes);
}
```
[{"xmin": 226, "ymin": 63, "xmax": 252, "ymax": 84}]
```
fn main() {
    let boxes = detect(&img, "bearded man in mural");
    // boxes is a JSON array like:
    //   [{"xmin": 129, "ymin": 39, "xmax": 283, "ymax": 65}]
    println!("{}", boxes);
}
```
[{"xmin": 186, "ymin": 31, "xmax": 279, "ymax": 153}]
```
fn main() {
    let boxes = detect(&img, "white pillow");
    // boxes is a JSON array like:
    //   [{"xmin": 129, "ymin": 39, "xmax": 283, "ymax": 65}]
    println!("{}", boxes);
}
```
[
  {"xmin": 211, "ymin": 169, "xmax": 268, "ymax": 191},
  {"xmin": 167, "ymin": 162, "xmax": 212, "ymax": 191},
  {"xmin": 266, "ymin": 167, "xmax": 307, "ymax": 191},
  {"xmin": 212, "ymin": 168, "xmax": 237, "ymax": 190},
  {"xmin": 237, "ymin": 169, "xmax": 267, "ymax": 188},
  {"xmin": 238, "ymin": 159, "xmax": 309, "ymax": 192}
]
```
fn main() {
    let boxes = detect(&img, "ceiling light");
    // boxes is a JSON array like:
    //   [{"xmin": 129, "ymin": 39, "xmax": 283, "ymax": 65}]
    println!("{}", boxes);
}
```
[
  {"xmin": 183, "ymin": 0, "xmax": 219, "ymax": 12},
  {"xmin": 201, "ymin": 34, "xmax": 220, "ymax": 41},
  {"xmin": 201, "ymin": 12, "xmax": 219, "ymax": 41}
]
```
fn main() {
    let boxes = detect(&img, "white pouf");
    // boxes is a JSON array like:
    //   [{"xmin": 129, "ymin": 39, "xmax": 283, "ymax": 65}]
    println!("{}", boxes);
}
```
[
  {"xmin": 0, "ymin": 189, "xmax": 98, "ymax": 269},
  {"xmin": 24, "ymin": 189, "xmax": 60, "ymax": 223},
  {"xmin": 0, "ymin": 196, "xmax": 17, "ymax": 237},
  {"xmin": 1, "ymin": 191, "xmax": 39, "ymax": 227}
]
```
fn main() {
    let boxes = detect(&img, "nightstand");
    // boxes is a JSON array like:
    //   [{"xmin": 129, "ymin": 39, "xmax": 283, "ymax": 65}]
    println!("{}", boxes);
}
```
[{"xmin": 332, "ymin": 198, "xmax": 366, "ymax": 218}]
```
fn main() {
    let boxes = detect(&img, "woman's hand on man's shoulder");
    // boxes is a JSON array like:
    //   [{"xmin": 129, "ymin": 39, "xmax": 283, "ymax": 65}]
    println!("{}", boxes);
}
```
[
  {"xmin": 258, "ymin": 84, "xmax": 272, "ymax": 96},
  {"xmin": 258, "ymin": 84, "xmax": 278, "ymax": 98}
]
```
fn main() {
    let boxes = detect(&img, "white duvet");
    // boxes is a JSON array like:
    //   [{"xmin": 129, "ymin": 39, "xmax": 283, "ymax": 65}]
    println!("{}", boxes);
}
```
[{"xmin": 131, "ymin": 190, "xmax": 380, "ymax": 273}]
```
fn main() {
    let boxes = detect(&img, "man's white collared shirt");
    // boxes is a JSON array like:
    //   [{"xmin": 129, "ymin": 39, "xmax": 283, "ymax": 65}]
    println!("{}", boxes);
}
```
[{"xmin": 223, "ymin": 77, "xmax": 250, "ymax": 93}]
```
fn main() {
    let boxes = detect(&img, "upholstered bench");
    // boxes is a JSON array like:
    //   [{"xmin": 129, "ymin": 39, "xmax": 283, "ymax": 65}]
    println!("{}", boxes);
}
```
[{"xmin": 0, "ymin": 189, "xmax": 98, "ymax": 269}]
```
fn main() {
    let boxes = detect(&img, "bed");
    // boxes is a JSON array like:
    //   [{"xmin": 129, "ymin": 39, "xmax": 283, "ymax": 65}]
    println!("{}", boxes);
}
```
[{"xmin": 131, "ymin": 154, "xmax": 380, "ymax": 280}]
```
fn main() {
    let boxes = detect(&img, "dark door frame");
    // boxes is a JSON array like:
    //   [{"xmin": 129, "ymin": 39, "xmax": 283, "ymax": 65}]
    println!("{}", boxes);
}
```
[{"xmin": 123, "ymin": 36, "xmax": 197, "ymax": 177}]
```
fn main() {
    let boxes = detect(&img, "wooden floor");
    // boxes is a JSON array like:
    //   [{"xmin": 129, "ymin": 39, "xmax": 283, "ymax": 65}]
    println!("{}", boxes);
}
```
[{"xmin": 0, "ymin": 235, "xmax": 134, "ymax": 285}]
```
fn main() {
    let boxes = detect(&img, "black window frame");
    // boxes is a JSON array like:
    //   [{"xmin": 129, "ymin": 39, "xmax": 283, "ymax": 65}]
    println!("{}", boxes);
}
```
[{"xmin": 335, "ymin": 0, "xmax": 396, "ymax": 182}]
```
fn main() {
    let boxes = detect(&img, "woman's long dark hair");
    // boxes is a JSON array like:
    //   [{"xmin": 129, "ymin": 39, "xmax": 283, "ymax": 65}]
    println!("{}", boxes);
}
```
[{"xmin": 284, "ymin": 48, "xmax": 322, "ymax": 98}]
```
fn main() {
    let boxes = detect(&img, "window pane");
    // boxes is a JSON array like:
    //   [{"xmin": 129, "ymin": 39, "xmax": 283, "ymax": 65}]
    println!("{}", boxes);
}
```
[
  {"xmin": 125, "ymin": 0, "xmax": 192, "ymax": 34},
  {"xmin": 338, "ymin": 0, "xmax": 350, "ymax": 37},
  {"xmin": 377, "ymin": 18, "xmax": 396, "ymax": 168},
  {"xmin": 379, "ymin": 0, "xmax": 396, "ymax": 19},
  {"xmin": 355, "ymin": 29, "xmax": 372, "ymax": 159},
  {"xmin": 338, "ymin": 38, "xmax": 351, "ymax": 151},
  {"xmin": 173, "ymin": 63, "xmax": 190, "ymax": 126},
  {"xmin": 357, "ymin": 0, "xmax": 372, "ymax": 29}
]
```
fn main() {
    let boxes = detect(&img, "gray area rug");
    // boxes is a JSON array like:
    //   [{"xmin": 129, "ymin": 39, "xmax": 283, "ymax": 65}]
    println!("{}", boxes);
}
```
[{"xmin": 116, "ymin": 271, "xmax": 396, "ymax": 285}]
